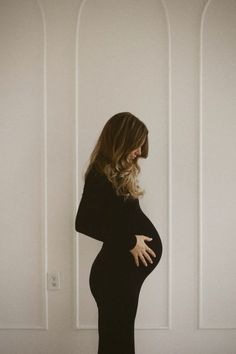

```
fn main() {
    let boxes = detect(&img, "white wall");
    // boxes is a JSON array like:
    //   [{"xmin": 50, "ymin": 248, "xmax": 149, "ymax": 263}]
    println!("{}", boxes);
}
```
[{"xmin": 0, "ymin": 0, "xmax": 236, "ymax": 353}]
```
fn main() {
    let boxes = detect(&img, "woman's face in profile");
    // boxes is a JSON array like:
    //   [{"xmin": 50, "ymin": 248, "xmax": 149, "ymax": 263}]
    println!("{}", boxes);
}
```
[
  {"xmin": 127, "ymin": 134, "xmax": 147, "ymax": 162},
  {"xmin": 128, "ymin": 145, "xmax": 142, "ymax": 161}
]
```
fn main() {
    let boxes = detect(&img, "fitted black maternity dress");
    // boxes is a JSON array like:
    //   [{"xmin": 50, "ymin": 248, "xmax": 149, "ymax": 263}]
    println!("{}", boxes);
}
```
[{"xmin": 75, "ymin": 165, "xmax": 163, "ymax": 354}]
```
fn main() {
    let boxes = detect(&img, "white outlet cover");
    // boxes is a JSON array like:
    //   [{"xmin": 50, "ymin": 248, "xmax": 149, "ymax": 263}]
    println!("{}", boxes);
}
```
[{"xmin": 47, "ymin": 272, "xmax": 61, "ymax": 290}]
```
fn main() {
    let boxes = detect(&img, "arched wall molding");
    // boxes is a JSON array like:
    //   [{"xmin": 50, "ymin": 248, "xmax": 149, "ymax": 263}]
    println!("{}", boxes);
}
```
[
  {"xmin": 74, "ymin": 0, "xmax": 172, "ymax": 331},
  {"xmin": 199, "ymin": 0, "xmax": 236, "ymax": 330},
  {"xmin": 0, "ymin": 0, "xmax": 48, "ymax": 330}
]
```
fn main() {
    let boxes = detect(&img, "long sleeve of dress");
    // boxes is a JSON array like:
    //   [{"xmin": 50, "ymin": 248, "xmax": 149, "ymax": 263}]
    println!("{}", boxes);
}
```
[{"xmin": 75, "ymin": 167, "xmax": 137, "ymax": 251}]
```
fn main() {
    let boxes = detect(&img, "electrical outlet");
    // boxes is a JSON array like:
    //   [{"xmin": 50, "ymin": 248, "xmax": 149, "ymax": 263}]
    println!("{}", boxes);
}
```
[{"xmin": 47, "ymin": 272, "xmax": 61, "ymax": 290}]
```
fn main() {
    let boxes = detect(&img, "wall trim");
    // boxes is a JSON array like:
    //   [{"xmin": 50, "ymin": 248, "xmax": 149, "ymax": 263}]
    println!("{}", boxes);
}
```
[
  {"xmin": 74, "ymin": 0, "xmax": 172, "ymax": 331},
  {"xmin": 198, "ymin": 0, "xmax": 236, "ymax": 330},
  {"xmin": 0, "ymin": 0, "xmax": 48, "ymax": 331}
]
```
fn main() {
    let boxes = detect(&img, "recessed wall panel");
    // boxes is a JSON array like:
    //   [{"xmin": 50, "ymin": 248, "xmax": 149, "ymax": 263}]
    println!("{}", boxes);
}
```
[
  {"xmin": 0, "ymin": 0, "xmax": 46, "ymax": 328},
  {"xmin": 76, "ymin": 0, "xmax": 169, "ymax": 329},
  {"xmin": 200, "ymin": 0, "xmax": 236, "ymax": 328}
]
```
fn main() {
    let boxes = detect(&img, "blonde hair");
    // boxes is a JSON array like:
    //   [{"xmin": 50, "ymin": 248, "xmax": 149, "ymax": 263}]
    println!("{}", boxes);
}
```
[{"xmin": 84, "ymin": 112, "xmax": 149, "ymax": 200}]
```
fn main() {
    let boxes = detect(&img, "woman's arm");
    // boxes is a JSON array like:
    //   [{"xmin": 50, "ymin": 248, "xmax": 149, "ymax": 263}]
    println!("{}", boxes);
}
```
[{"xmin": 75, "ymin": 169, "xmax": 137, "ymax": 251}]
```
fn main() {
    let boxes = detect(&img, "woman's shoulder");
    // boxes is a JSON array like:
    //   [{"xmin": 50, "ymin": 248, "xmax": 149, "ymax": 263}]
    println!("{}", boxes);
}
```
[
  {"xmin": 85, "ymin": 165, "xmax": 110, "ymax": 188},
  {"xmin": 84, "ymin": 165, "xmax": 141, "ymax": 205},
  {"xmin": 86, "ymin": 164, "xmax": 106, "ymax": 179}
]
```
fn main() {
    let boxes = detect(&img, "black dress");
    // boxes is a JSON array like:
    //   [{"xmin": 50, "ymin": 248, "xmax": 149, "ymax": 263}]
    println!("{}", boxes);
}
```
[{"xmin": 75, "ymin": 165, "xmax": 163, "ymax": 354}]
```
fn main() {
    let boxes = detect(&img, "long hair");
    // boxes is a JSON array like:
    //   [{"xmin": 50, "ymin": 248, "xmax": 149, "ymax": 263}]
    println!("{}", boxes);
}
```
[{"xmin": 84, "ymin": 112, "xmax": 149, "ymax": 200}]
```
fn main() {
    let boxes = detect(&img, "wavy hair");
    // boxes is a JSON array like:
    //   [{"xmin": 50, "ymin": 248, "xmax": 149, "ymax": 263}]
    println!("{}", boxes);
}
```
[{"xmin": 84, "ymin": 112, "xmax": 149, "ymax": 200}]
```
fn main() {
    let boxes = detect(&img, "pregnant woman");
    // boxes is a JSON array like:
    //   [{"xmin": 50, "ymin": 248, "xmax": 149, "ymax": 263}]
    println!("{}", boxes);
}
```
[{"xmin": 75, "ymin": 112, "xmax": 163, "ymax": 354}]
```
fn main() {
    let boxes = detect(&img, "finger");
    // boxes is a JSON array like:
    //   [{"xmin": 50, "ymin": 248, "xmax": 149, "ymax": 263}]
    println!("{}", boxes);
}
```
[
  {"xmin": 143, "ymin": 251, "xmax": 153, "ymax": 264},
  {"xmin": 144, "ymin": 236, "xmax": 153, "ymax": 241},
  {"xmin": 146, "ymin": 247, "xmax": 156, "ymax": 258},
  {"xmin": 139, "ymin": 254, "xmax": 148, "ymax": 267},
  {"xmin": 135, "ymin": 256, "xmax": 139, "ymax": 267}
]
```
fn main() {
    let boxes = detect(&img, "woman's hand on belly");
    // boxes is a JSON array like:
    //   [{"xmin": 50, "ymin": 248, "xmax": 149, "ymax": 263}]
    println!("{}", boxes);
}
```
[{"xmin": 129, "ymin": 235, "xmax": 157, "ymax": 267}]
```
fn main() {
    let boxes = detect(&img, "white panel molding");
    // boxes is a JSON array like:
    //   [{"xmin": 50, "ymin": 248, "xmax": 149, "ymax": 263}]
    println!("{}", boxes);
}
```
[
  {"xmin": 74, "ymin": 0, "xmax": 172, "ymax": 331},
  {"xmin": 37, "ymin": 0, "xmax": 49, "ymax": 331},
  {"xmin": 198, "ymin": 0, "xmax": 211, "ymax": 330},
  {"xmin": 0, "ymin": 0, "xmax": 49, "ymax": 330},
  {"xmin": 198, "ymin": 0, "xmax": 236, "ymax": 330}
]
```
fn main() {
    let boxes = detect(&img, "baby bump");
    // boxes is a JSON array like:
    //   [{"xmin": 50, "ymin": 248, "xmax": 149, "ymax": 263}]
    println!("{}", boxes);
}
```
[
  {"xmin": 90, "ymin": 211, "xmax": 163, "ymax": 283},
  {"xmin": 131, "ymin": 212, "xmax": 163, "ymax": 273}
]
